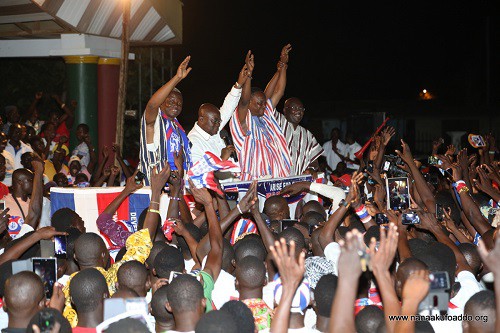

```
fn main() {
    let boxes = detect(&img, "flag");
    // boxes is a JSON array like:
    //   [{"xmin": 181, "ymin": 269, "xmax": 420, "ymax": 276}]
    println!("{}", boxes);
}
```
[
  {"xmin": 50, "ymin": 187, "xmax": 169, "ymax": 252},
  {"xmin": 187, "ymin": 151, "xmax": 240, "ymax": 195}
]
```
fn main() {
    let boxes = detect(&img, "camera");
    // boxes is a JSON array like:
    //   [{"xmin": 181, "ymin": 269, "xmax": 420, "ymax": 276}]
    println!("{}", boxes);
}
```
[{"xmin": 383, "ymin": 155, "xmax": 407, "ymax": 177}]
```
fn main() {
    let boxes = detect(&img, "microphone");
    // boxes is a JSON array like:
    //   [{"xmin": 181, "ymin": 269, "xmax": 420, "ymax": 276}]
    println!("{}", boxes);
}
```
[{"xmin": 220, "ymin": 129, "xmax": 238, "ymax": 162}]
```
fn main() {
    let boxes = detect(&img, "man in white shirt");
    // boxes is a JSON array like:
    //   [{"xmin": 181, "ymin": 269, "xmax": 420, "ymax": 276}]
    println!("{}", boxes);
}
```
[
  {"xmin": 322, "ymin": 128, "xmax": 347, "ymax": 171},
  {"xmin": 0, "ymin": 132, "xmax": 15, "ymax": 186},
  {"xmin": 344, "ymin": 132, "xmax": 362, "ymax": 170},
  {"xmin": 4, "ymin": 123, "xmax": 33, "ymax": 170},
  {"xmin": 188, "ymin": 59, "xmax": 250, "ymax": 164}
]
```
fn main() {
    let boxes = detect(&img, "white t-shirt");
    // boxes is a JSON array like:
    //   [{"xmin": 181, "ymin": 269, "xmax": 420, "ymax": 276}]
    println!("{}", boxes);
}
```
[
  {"xmin": 212, "ymin": 269, "xmax": 238, "ymax": 310},
  {"xmin": 184, "ymin": 258, "xmax": 196, "ymax": 273},
  {"xmin": 345, "ymin": 142, "xmax": 362, "ymax": 169},
  {"xmin": 322, "ymin": 140, "xmax": 347, "ymax": 171}
]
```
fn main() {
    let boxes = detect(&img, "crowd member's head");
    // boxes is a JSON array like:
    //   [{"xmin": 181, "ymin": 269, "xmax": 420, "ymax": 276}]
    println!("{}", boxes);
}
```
[
  {"xmin": 5, "ymin": 105, "xmax": 20, "ymax": 125},
  {"xmin": 29, "ymin": 135, "xmax": 45, "ymax": 158},
  {"xmin": 220, "ymin": 300, "xmax": 255, "ymax": 333},
  {"xmin": 48, "ymin": 110, "xmax": 61, "ymax": 126},
  {"xmin": 458, "ymin": 243, "xmax": 483, "ymax": 276},
  {"xmin": 248, "ymin": 88, "xmax": 267, "ymax": 117},
  {"xmin": 9, "ymin": 123, "xmax": 23, "ymax": 144},
  {"xmin": 177, "ymin": 223, "xmax": 202, "ymax": 260},
  {"xmin": 197, "ymin": 103, "xmax": 222, "ymax": 136},
  {"xmin": 42, "ymin": 122, "xmax": 56, "ymax": 142},
  {"xmin": 151, "ymin": 285, "xmax": 174, "ymax": 333},
  {"xmin": 3, "ymin": 271, "xmax": 45, "ymax": 330},
  {"xmin": 295, "ymin": 222, "xmax": 312, "ymax": 251},
  {"xmin": 330, "ymin": 127, "xmax": 341, "ymax": 144},
  {"xmin": 263, "ymin": 195, "xmax": 290, "ymax": 221},
  {"xmin": 301, "ymin": 211, "xmax": 325, "ymax": 230},
  {"xmin": 313, "ymin": 273, "xmax": 338, "ymax": 331},
  {"xmin": 355, "ymin": 305, "xmax": 384, "ymax": 333},
  {"xmin": 69, "ymin": 156, "xmax": 83, "ymax": 177},
  {"xmin": 160, "ymin": 88, "xmax": 183, "ymax": 120},
  {"xmin": 145, "ymin": 241, "xmax": 168, "ymax": 270},
  {"xmin": 278, "ymin": 227, "xmax": 307, "ymax": 258},
  {"xmin": 0, "ymin": 132, "xmax": 8, "ymax": 152},
  {"xmin": 414, "ymin": 242, "xmax": 456, "ymax": 283},
  {"xmin": 74, "ymin": 233, "xmax": 109, "ymax": 269},
  {"xmin": 20, "ymin": 124, "xmax": 27, "ymax": 142},
  {"xmin": 11, "ymin": 168, "xmax": 34, "ymax": 196},
  {"xmin": 116, "ymin": 260, "xmax": 150, "ymax": 297},
  {"xmin": 283, "ymin": 97, "xmax": 305, "ymax": 126},
  {"xmin": 195, "ymin": 310, "xmax": 238, "ymax": 333},
  {"xmin": 153, "ymin": 245, "xmax": 185, "ymax": 278},
  {"xmin": 395, "ymin": 257, "xmax": 429, "ymax": 299},
  {"xmin": 166, "ymin": 275, "xmax": 206, "ymax": 331},
  {"xmin": 301, "ymin": 200, "xmax": 327, "ymax": 221},
  {"xmin": 363, "ymin": 226, "xmax": 381, "ymax": 247},
  {"xmin": 222, "ymin": 238, "xmax": 236, "ymax": 274},
  {"xmin": 0, "ymin": 154, "xmax": 6, "ymax": 181},
  {"xmin": 74, "ymin": 173, "xmax": 89, "ymax": 186},
  {"xmin": 234, "ymin": 237, "xmax": 267, "ymax": 263},
  {"xmin": 25, "ymin": 126, "xmax": 36, "ymax": 143},
  {"xmin": 345, "ymin": 131, "xmax": 356, "ymax": 145},
  {"xmin": 75, "ymin": 124, "xmax": 90, "ymax": 143},
  {"xmin": 51, "ymin": 207, "xmax": 86, "ymax": 233},
  {"xmin": 60, "ymin": 227, "xmax": 82, "ymax": 276},
  {"xmin": 463, "ymin": 290, "xmax": 496, "ymax": 333},
  {"xmin": 53, "ymin": 172, "xmax": 69, "ymax": 187},
  {"xmin": 70, "ymin": 268, "xmax": 109, "ymax": 328},
  {"xmin": 27, "ymin": 308, "xmax": 72, "ymax": 333},
  {"xmin": 235, "ymin": 255, "xmax": 267, "ymax": 296}
]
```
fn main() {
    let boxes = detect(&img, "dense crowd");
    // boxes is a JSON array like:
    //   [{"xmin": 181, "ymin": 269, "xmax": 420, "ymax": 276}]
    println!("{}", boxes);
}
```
[{"xmin": 0, "ymin": 45, "xmax": 499, "ymax": 333}]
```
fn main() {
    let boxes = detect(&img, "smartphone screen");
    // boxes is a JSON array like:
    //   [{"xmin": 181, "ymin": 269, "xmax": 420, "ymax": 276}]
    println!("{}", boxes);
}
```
[
  {"xmin": 32, "ymin": 258, "xmax": 57, "ymax": 299},
  {"xmin": 401, "ymin": 212, "xmax": 420, "ymax": 225},
  {"xmin": 436, "ymin": 204, "xmax": 444, "ymax": 221},
  {"xmin": 280, "ymin": 219, "xmax": 298, "ymax": 233},
  {"xmin": 386, "ymin": 177, "xmax": 411, "ymax": 211},
  {"xmin": 54, "ymin": 235, "xmax": 67, "ymax": 259},
  {"xmin": 375, "ymin": 213, "xmax": 389, "ymax": 225},
  {"xmin": 429, "ymin": 271, "xmax": 450, "ymax": 290}
]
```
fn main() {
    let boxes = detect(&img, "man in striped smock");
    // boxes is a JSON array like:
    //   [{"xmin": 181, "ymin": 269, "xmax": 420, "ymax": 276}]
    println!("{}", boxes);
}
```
[
  {"xmin": 274, "ymin": 97, "xmax": 324, "ymax": 175},
  {"xmin": 230, "ymin": 45, "xmax": 293, "ymax": 181},
  {"xmin": 139, "ymin": 56, "xmax": 192, "ymax": 185}
]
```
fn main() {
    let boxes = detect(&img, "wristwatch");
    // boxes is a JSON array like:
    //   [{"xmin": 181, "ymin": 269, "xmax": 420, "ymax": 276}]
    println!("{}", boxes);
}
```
[{"xmin": 339, "ymin": 199, "xmax": 350, "ymax": 208}]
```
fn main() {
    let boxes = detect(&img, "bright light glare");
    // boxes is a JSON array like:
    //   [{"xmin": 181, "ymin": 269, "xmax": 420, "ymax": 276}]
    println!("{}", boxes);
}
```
[{"xmin": 423, "ymin": 89, "xmax": 427, "ymax": 94}]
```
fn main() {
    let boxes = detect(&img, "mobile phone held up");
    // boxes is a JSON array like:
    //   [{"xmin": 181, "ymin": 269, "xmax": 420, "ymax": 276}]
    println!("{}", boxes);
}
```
[
  {"xmin": 32, "ymin": 258, "xmax": 57, "ymax": 299},
  {"xmin": 385, "ymin": 177, "xmax": 411, "ymax": 211},
  {"xmin": 375, "ymin": 213, "xmax": 389, "ymax": 225},
  {"xmin": 135, "ymin": 171, "xmax": 146, "ymax": 185},
  {"xmin": 279, "ymin": 219, "xmax": 298, "ymax": 233},
  {"xmin": 401, "ymin": 212, "xmax": 420, "ymax": 225},
  {"xmin": 54, "ymin": 235, "xmax": 67, "ymax": 259}
]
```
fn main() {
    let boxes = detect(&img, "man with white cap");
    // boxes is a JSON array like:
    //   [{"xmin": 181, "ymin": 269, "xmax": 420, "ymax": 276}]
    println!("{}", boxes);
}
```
[{"xmin": 67, "ymin": 155, "xmax": 91, "ymax": 185}]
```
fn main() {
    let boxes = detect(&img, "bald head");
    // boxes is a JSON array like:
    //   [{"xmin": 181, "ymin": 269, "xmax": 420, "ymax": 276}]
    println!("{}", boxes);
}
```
[
  {"xmin": 396, "ymin": 257, "xmax": 429, "ymax": 298},
  {"xmin": 263, "ymin": 195, "xmax": 290, "ymax": 221},
  {"xmin": 74, "ymin": 233, "xmax": 108, "ymax": 267},
  {"xmin": 198, "ymin": 103, "xmax": 221, "ymax": 136},
  {"xmin": 4, "ymin": 271, "xmax": 45, "ymax": 318}
]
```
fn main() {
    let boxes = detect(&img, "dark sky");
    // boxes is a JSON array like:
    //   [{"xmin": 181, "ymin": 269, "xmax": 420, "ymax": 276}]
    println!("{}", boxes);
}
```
[{"xmin": 172, "ymin": 0, "xmax": 498, "ymax": 126}]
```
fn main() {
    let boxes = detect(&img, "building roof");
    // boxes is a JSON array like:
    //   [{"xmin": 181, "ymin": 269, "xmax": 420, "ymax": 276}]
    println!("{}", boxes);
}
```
[{"xmin": 0, "ymin": 0, "xmax": 182, "ymax": 45}]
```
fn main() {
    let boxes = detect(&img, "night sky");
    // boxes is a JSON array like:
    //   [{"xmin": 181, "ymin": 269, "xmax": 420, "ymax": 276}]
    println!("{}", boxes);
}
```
[{"xmin": 172, "ymin": 0, "xmax": 498, "ymax": 127}]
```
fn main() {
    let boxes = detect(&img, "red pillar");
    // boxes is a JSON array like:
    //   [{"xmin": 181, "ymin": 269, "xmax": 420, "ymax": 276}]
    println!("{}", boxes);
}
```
[{"xmin": 97, "ymin": 58, "xmax": 120, "ymax": 153}]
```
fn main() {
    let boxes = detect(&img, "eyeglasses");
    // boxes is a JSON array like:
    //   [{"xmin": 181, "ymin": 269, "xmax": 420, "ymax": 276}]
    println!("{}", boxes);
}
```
[{"xmin": 287, "ymin": 106, "xmax": 305, "ymax": 112}]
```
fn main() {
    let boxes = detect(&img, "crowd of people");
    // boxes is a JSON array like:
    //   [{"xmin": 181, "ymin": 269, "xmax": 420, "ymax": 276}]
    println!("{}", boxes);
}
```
[{"xmin": 0, "ymin": 44, "xmax": 499, "ymax": 333}]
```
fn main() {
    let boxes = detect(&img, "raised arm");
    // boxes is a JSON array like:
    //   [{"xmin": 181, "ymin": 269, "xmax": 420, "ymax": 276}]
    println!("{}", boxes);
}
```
[
  {"xmin": 96, "ymin": 172, "xmax": 143, "ymax": 246},
  {"xmin": 189, "ymin": 179, "xmax": 223, "ymax": 282},
  {"xmin": 237, "ymin": 51, "xmax": 254, "ymax": 125},
  {"xmin": 112, "ymin": 143, "xmax": 133, "ymax": 178},
  {"xmin": 24, "ymin": 157, "xmax": 44, "ymax": 229},
  {"xmin": 145, "ymin": 56, "xmax": 191, "ymax": 125},
  {"xmin": 84, "ymin": 133, "xmax": 97, "ymax": 174},
  {"xmin": 167, "ymin": 152, "xmax": 184, "ymax": 220},
  {"xmin": 91, "ymin": 146, "xmax": 109, "ymax": 185},
  {"xmin": 144, "ymin": 165, "xmax": 170, "ymax": 239},
  {"xmin": 396, "ymin": 139, "xmax": 436, "ymax": 214},
  {"xmin": 265, "ymin": 44, "xmax": 291, "ymax": 108}
]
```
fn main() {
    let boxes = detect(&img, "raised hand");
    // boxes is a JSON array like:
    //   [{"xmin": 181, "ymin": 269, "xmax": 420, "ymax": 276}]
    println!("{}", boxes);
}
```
[
  {"xmin": 369, "ymin": 224, "xmax": 398, "ymax": 273},
  {"xmin": 337, "ymin": 229, "xmax": 365, "ymax": 279},
  {"xmin": 239, "ymin": 181, "xmax": 258, "ymax": 213},
  {"xmin": 150, "ymin": 164, "xmax": 171, "ymax": 194},
  {"xmin": 457, "ymin": 149, "xmax": 469, "ymax": 172},
  {"xmin": 381, "ymin": 126, "xmax": 396, "ymax": 146},
  {"xmin": 171, "ymin": 218, "xmax": 185, "ymax": 235},
  {"xmin": 402, "ymin": 270, "xmax": 430, "ymax": 304},
  {"xmin": 48, "ymin": 282, "xmax": 65, "ymax": 311},
  {"xmin": 110, "ymin": 165, "xmax": 120, "ymax": 176},
  {"xmin": 478, "ymin": 237, "xmax": 500, "ymax": 276},
  {"xmin": 280, "ymin": 181, "xmax": 309, "ymax": 197},
  {"xmin": 395, "ymin": 139, "xmax": 414, "ymax": 165},
  {"xmin": 31, "ymin": 156, "xmax": 45, "ymax": 174},
  {"xmin": 188, "ymin": 179, "xmax": 212, "ymax": 206},
  {"xmin": 35, "ymin": 227, "xmax": 67, "ymax": 240},
  {"xmin": 151, "ymin": 278, "xmax": 169, "ymax": 295},
  {"xmin": 112, "ymin": 143, "xmax": 121, "ymax": 156},
  {"xmin": 102, "ymin": 146, "xmax": 110, "ymax": 159},
  {"xmin": 176, "ymin": 56, "xmax": 192, "ymax": 81},
  {"xmin": 270, "ymin": 238, "xmax": 305, "ymax": 289},
  {"xmin": 35, "ymin": 92, "xmax": 43, "ymax": 100},
  {"xmin": 279, "ymin": 44, "xmax": 292, "ymax": 65},
  {"xmin": 124, "ymin": 170, "xmax": 144, "ymax": 193},
  {"xmin": 221, "ymin": 145, "xmax": 236, "ymax": 161},
  {"xmin": 103, "ymin": 166, "xmax": 111, "ymax": 178},
  {"xmin": 445, "ymin": 144, "xmax": 456, "ymax": 156},
  {"xmin": 245, "ymin": 51, "xmax": 255, "ymax": 74}
]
